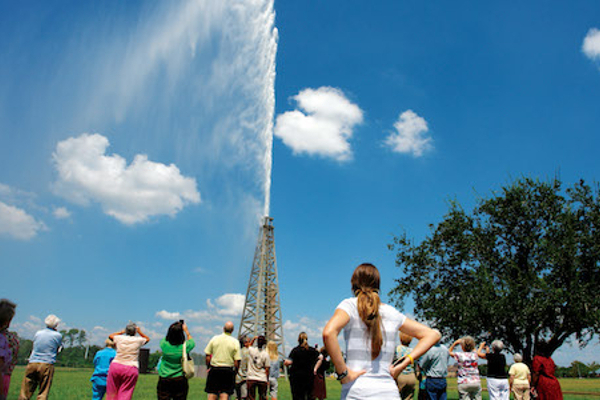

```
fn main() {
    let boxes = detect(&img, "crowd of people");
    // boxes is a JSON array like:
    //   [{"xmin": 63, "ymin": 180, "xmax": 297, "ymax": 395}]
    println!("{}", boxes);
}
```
[{"xmin": 0, "ymin": 263, "xmax": 566, "ymax": 400}]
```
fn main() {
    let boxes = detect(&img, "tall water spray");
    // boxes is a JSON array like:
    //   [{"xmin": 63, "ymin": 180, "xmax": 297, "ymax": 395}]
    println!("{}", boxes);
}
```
[
  {"xmin": 253, "ymin": 0, "xmax": 278, "ymax": 217},
  {"xmin": 85, "ymin": 0, "xmax": 279, "ymax": 222}
]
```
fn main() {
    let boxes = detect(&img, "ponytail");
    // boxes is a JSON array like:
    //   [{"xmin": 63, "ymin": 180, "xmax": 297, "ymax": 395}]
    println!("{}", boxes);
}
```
[
  {"xmin": 351, "ymin": 263, "xmax": 383, "ymax": 360},
  {"xmin": 355, "ymin": 287, "xmax": 383, "ymax": 359},
  {"xmin": 298, "ymin": 331, "xmax": 309, "ymax": 350}
]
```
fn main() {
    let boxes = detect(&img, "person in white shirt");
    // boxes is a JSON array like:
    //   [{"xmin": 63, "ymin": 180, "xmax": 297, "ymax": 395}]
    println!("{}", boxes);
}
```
[
  {"xmin": 246, "ymin": 336, "xmax": 270, "ymax": 400},
  {"xmin": 323, "ymin": 263, "xmax": 440, "ymax": 400}
]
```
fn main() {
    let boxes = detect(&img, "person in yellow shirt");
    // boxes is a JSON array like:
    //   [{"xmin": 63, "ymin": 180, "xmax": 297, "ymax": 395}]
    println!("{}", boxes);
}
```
[
  {"xmin": 509, "ymin": 354, "xmax": 531, "ymax": 400},
  {"xmin": 204, "ymin": 321, "xmax": 242, "ymax": 400}
]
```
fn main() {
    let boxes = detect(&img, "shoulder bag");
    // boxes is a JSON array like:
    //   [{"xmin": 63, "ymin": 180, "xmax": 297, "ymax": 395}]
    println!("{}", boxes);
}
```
[{"xmin": 182, "ymin": 341, "xmax": 195, "ymax": 379}]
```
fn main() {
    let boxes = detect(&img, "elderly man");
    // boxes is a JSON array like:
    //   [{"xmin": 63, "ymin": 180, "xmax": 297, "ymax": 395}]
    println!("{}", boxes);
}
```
[
  {"xmin": 418, "ymin": 334, "xmax": 449, "ymax": 400},
  {"xmin": 236, "ymin": 335, "xmax": 252, "ymax": 400},
  {"xmin": 19, "ymin": 314, "xmax": 63, "ymax": 400},
  {"xmin": 205, "ymin": 321, "xmax": 242, "ymax": 400}
]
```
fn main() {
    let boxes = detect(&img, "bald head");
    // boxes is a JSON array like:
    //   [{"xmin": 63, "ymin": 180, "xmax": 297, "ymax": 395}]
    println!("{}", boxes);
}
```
[{"xmin": 224, "ymin": 321, "xmax": 234, "ymax": 333}]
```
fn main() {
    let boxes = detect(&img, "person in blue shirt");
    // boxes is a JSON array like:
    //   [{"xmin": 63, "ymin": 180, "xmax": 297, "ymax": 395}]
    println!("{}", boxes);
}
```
[
  {"xmin": 418, "ymin": 333, "xmax": 449, "ymax": 400},
  {"xmin": 91, "ymin": 339, "xmax": 117, "ymax": 400},
  {"xmin": 18, "ymin": 314, "xmax": 63, "ymax": 400}
]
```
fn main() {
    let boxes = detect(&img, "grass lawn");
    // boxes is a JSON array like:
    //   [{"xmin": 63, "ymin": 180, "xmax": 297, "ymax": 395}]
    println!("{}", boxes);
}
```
[{"xmin": 6, "ymin": 367, "xmax": 600, "ymax": 399}]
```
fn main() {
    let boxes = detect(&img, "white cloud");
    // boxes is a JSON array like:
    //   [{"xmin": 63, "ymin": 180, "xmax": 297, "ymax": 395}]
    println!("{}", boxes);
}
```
[
  {"xmin": 53, "ymin": 207, "xmax": 71, "ymax": 219},
  {"xmin": 156, "ymin": 310, "xmax": 182, "ymax": 320},
  {"xmin": 583, "ymin": 28, "xmax": 600, "ymax": 62},
  {"xmin": 11, "ymin": 318, "xmax": 44, "ymax": 339},
  {"xmin": 156, "ymin": 293, "xmax": 245, "ymax": 324},
  {"xmin": 212, "ymin": 293, "xmax": 245, "ymax": 316},
  {"xmin": 0, "ymin": 201, "xmax": 47, "ymax": 240},
  {"xmin": 384, "ymin": 110, "xmax": 433, "ymax": 157},
  {"xmin": 52, "ymin": 133, "xmax": 201, "ymax": 225},
  {"xmin": 274, "ymin": 87, "xmax": 363, "ymax": 161},
  {"xmin": 153, "ymin": 293, "xmax": 247, "ymax": 350}
]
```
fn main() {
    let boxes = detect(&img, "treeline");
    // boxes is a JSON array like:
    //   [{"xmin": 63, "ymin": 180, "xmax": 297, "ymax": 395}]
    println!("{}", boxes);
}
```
[{"xmin": 555, "ymin": 361, "xmax": 600, "ymax": 378}]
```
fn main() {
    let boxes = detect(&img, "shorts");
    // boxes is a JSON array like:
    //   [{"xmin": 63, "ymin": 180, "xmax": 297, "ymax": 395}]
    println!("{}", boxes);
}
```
[{"xmin": 205, "ymin": 367, "xmax": 236, "ymax": 395}]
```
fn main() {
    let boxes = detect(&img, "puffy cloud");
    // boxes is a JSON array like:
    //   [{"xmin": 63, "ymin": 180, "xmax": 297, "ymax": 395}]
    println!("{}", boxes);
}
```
[
  {"xmin": 155, "ymin": 310, "xmax": 182, "ymax": 320},
  {"xmin": 583, "ymin": 28, "xmax": 600, "ymax": 62},
  {"xmin": 212, "ymin": 293, "xmax": 245, "ymax": 316},
  {"xmin": 53, "ymin": 207, "xmax": 71, "ymax": 219},
  {"xmin": 0, "ymin": 201, "xmax": 47, "ymax": 240},
  {"xmin": 10, "ymin": 316, "xmax": 45, "ymax": 339},
  {"xmin": 384, "ymin": 110, "xmax": 433, "ymax": 157},
  {"xmin": 274, "ymin": 87, "xmax": 363, "ymax": 161},
  {"xmin": 52, "ymin": 133, "xmax": 201, "ymax": 225},
  {"xmin": 155, "ymin": 293, "xmax": 245, "ymax": 324}
]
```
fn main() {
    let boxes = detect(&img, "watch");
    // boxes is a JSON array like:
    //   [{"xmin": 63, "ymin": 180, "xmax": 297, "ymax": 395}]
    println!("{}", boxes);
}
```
[{"xmin": 337, "ymin": 369, "xmax": 348, "ymax": 381}]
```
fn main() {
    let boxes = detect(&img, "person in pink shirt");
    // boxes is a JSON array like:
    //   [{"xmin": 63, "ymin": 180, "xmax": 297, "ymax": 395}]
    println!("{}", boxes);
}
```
[
  {"xmin": 449, "ymin": 336, "xmax": 482, "ymax": 400},
  {"xmin": 106, "ymin": 323, "xmax": 150, "ymax": 400}
]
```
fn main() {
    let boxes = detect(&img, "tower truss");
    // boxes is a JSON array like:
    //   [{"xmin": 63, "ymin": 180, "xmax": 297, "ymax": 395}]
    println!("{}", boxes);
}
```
[{"xmin": 239, "ymin": 216, "xmax": 285, "ymax": 357}]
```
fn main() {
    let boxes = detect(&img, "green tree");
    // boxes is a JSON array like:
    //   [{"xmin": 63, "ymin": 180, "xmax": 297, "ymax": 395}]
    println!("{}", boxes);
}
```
[
  {"xmin": 389, "ymin": 178, "xmax": 600, "ymax": 364},
  {"xmin": 76, "ymin": 330, "xmax": 87, "ymax": 347},
  {"xmin": 17, "ymin": 339, "xmax": 33, "ymax": 365},
  {"xmin": 60, "ymin": 328, "xmax": 80, "ymax": 348},
  {"xmin": 587, "ymin": 362, "xmax": 600, "ymax": 377}
]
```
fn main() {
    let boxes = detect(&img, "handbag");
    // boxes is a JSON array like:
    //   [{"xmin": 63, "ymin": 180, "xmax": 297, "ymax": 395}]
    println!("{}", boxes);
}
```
[{"xmin": 182, "ymin": 341, "xmax": 195, "ymax": 379}]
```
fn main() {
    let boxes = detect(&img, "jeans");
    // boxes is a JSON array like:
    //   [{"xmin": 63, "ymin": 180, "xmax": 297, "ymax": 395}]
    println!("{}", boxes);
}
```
[{"xmin": 425, "ymin": 377, "xmax": 447, "ymax": 400}]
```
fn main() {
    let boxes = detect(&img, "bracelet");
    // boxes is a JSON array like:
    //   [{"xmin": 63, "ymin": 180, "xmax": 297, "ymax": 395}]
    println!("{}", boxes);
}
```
[
  {"xmin": 337, "ymin": 369, "xmax": 348, "ymax": 381},
  {"xmin": 407, "ymin": 354, "xmax": 415, "ymax": 364}
]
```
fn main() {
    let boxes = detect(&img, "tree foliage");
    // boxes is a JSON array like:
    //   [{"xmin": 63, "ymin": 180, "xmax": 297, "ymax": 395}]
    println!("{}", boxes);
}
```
[{"xmin": 389, "ymin": 178, "xmax": 600, "ymax": 363}]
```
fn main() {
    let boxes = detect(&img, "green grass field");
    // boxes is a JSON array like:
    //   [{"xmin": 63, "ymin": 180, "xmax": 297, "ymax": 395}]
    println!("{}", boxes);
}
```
[{"xmin": 6, "ymin": 366, "xmax": 600, "ymax": 399}]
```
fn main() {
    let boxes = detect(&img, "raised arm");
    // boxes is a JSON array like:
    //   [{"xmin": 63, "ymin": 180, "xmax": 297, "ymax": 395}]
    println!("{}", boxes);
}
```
[
  {"xmin": 183, "ymin": 323, "xmax": 192, "ymax": 341},
  {"xmin": 390, "ymin": 319, "xmax": 441, "ymax": 379},
  {"xmin": 323, "ymin": 308, "xmax": 366, "ymax": 384},
  {"xmin": 136, "ymin": 326, "xmax": 150, "ymax": 344},
  {"xmin": 448, "ymin": 339, "xmax": 461, "ymax": 358},
  {"xmin": 477, "ymin": 342, "xmax": 488, "ymax": 359},
  {"xmin": 108, "ymin": 330, "xmax": 125, "ymax": 340}
]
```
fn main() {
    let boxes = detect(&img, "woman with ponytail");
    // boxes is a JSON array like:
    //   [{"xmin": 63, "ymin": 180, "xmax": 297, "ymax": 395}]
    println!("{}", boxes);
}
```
[
  {"xmin": 284, "ymin": 332, "xmax": 319, "ymax": 400},
  {"xmin": 323, "ymin": 263, "xmax": 440, "ymax": 400}
]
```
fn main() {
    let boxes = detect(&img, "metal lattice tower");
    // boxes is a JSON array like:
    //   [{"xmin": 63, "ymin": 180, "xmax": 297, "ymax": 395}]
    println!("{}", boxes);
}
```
[{"xmin": 239, "ymin": 216, "xmax": 285, "ymax": 357}]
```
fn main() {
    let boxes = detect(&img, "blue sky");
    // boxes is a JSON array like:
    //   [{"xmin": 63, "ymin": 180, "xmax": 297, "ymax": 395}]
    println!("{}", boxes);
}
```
[{"xmin": 1, "ymin": 0, "xmax": 600, "ymax": 366}]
